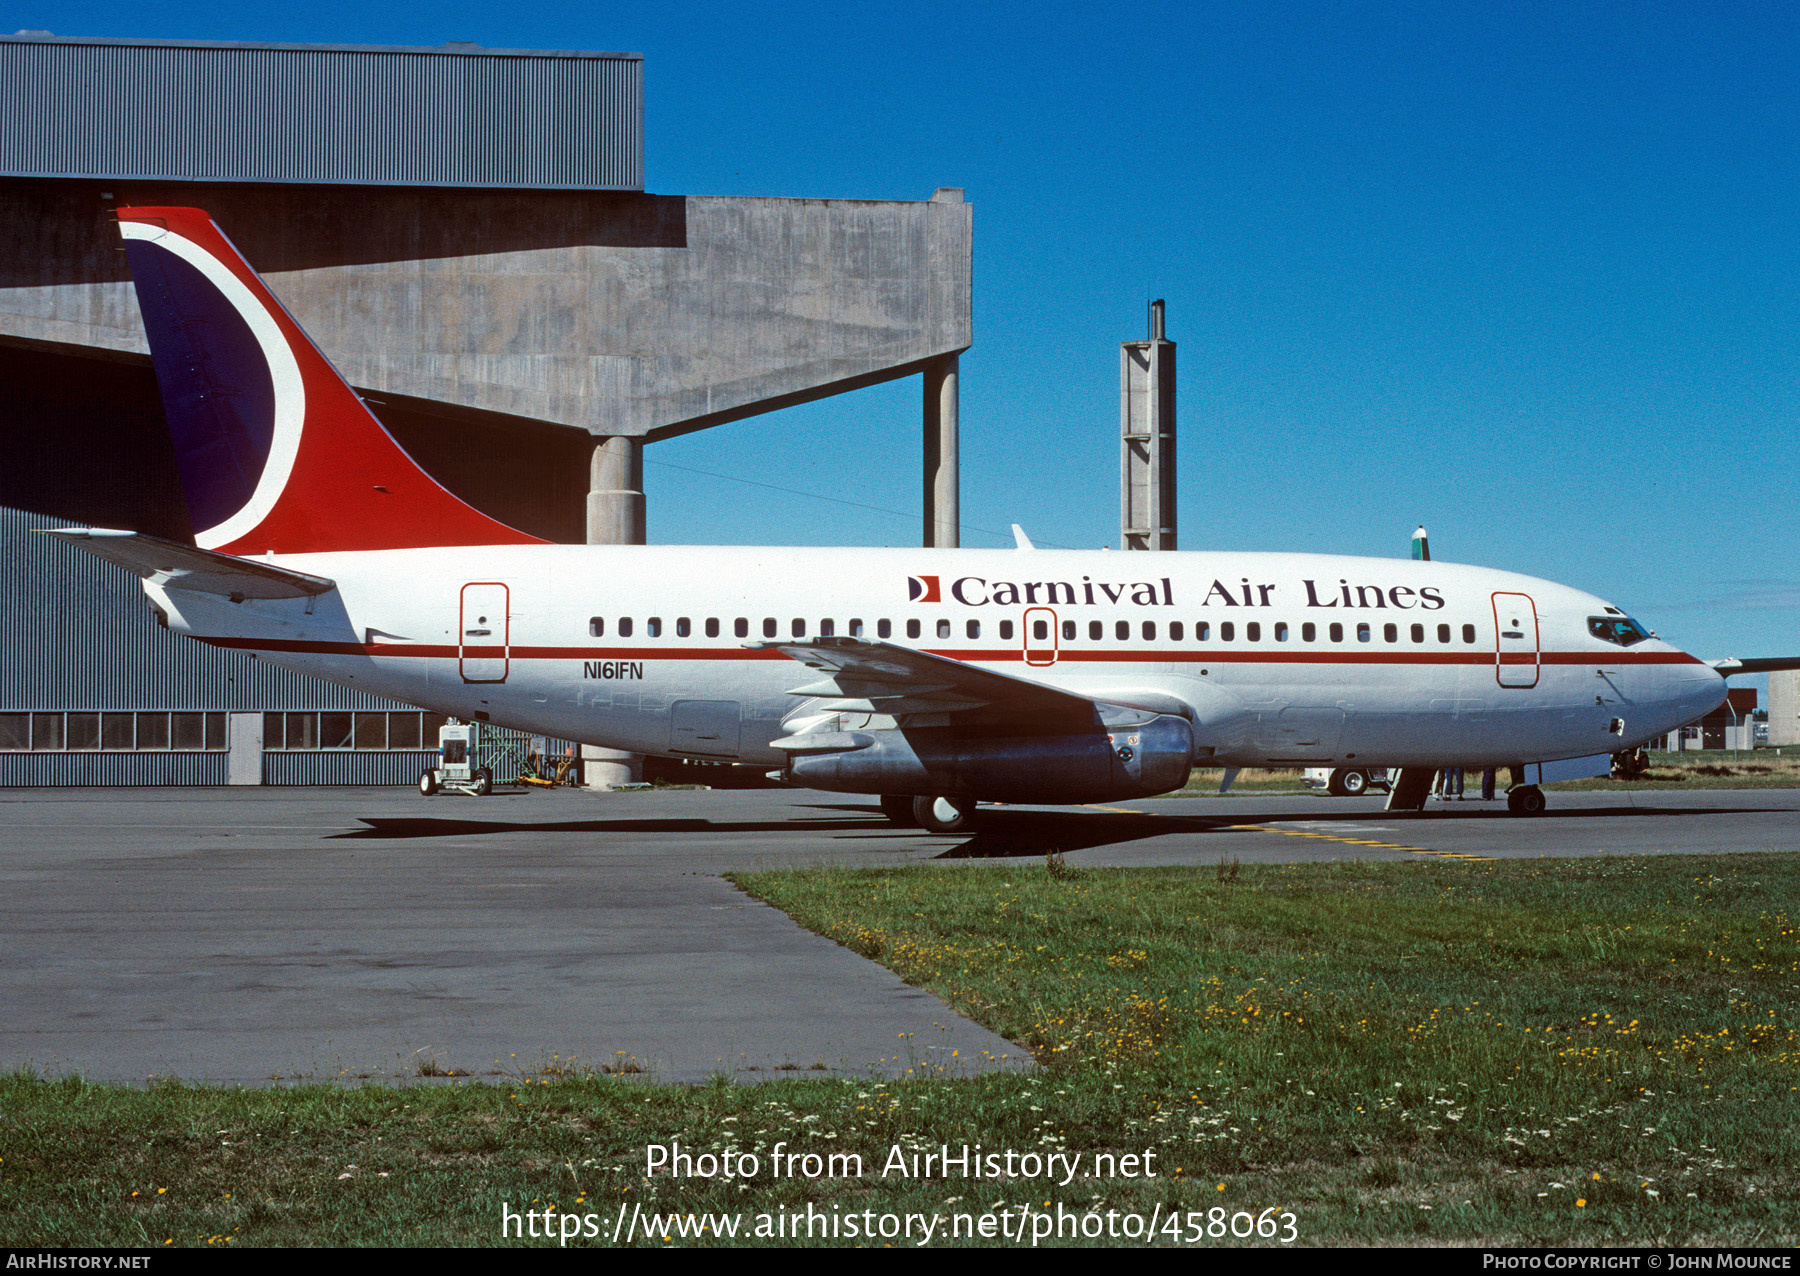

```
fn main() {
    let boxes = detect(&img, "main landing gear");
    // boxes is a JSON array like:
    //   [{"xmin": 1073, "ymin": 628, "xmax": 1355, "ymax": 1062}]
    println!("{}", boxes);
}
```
[
  {"xmin": 911, "ymin": 795, "xmax": 978, "ymax": 834},
  {"xmin": 877, "ymin": 794, "xmax": 979, "ymax": 833},
  {"xmin": 1506, "ymin": 785, "xmax": 1546, "ymax": 816}
]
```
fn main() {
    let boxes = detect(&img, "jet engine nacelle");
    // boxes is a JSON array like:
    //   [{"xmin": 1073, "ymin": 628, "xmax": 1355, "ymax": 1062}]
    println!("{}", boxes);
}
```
[{"xmin": 783, "ymin": 713, "xmax": 1194, "ymax": 802}]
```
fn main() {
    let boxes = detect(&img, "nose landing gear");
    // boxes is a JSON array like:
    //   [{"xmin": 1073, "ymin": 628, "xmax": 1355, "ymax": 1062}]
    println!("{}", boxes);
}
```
[{"xmin": 1506, "ymin": 785, "xmax": 1546, "ymax": 816}]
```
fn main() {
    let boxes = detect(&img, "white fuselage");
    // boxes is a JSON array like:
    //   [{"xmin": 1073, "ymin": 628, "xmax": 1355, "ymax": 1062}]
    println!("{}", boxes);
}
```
[{"xmin": 146, "ymin": 545, "xmax": 1727, "ymax": 775}]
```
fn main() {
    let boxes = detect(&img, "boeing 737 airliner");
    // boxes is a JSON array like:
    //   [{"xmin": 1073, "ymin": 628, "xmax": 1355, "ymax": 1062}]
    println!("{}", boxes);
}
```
[{"xmin": 46, "ymin": 207, "xmax": 1782, "ymax": 832}]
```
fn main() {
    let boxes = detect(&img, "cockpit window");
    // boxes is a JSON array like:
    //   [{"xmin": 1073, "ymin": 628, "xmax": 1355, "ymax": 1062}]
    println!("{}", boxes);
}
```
[{"xmin": 1588, "ymin": 615, "xmax": 1650, "ymax": 647}]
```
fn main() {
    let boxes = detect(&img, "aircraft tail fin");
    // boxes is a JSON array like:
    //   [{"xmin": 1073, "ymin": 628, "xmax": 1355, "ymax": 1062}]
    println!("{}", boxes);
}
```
[{"xmin": 116, "ymin": 206, "xmax": 546, "ymax": 555}]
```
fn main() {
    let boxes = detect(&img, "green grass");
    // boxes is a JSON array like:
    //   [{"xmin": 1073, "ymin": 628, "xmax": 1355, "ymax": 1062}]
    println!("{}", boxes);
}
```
[{"xmin": 3, "ymin": 854, "xmax": 1796, "ymax": 1246}]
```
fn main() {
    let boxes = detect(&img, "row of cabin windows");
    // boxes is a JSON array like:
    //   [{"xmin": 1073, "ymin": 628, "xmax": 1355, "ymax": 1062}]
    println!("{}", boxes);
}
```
[{"xmin": 587, "ymin": 616, "xmax": 1485, "ymax": 645}]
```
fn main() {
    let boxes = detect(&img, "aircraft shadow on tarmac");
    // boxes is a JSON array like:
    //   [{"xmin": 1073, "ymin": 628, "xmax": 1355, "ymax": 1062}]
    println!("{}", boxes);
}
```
[
  {"xmin": 331, "ymin": 800, "xmax": 1791, "ymax": 859},
  {"xmin": 838, "ymin": 801, "xmax": 1795, "ymax": 861},
  {"xmin": 331, "ymin": 815, "xmax": 891, "ymax": 839}
]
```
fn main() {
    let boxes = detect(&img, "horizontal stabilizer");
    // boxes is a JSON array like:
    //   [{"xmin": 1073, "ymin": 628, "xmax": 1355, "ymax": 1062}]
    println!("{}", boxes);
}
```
[
  {"xmin": 1709, "ymin": 656, "xmax": 1800, "ymax": 676},
  {"xmin": 42, "ymin": 529, "xmax": 335, "ymax": 600}
]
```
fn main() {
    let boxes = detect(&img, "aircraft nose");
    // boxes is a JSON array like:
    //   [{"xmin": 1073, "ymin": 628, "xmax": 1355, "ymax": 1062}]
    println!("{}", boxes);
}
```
[{"xmin": 1671, "ymin": 659, "xmax": 1728, "ymax": 721}]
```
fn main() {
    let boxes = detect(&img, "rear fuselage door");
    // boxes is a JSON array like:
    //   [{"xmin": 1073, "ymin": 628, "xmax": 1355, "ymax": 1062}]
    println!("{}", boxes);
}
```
[
  {"xmin": 459, "ymin": 582, "xmax": 510, "ymax": 683},
  {"xmin": 1492, "ymin": 591, "xmax": 1540, "ymax": 689},
  {"xmin": 1023, "ymin": 607, "xmax": 1059, "ymax": 667}
]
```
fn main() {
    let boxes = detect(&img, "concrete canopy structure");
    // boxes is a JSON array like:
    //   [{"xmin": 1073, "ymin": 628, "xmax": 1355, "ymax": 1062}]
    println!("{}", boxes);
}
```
[
  {"xmin": 0, "ymin": 35, "xmax": 972, "ymax": 549},
  {"xmin": 0, "ymin": 35, "xmax": 972, "ymax": 788}
]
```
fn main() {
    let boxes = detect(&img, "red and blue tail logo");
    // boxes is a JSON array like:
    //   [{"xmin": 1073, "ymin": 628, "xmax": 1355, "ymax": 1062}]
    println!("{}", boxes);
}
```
[{"xmin": 117, "ymin": 207, "xmax": 545, "ymax": 556}]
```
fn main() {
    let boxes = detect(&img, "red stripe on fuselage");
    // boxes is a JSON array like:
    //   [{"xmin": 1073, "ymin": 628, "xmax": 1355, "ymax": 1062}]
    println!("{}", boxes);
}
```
[{"xmin": 195, "ymin": 636, "xmax": 1706, "ymax": 667}]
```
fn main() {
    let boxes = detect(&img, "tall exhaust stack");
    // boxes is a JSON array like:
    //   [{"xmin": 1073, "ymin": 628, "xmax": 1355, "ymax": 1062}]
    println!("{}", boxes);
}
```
[{"xmin": 1121, "ymin": 299, "xmax": 1176, "ymax": 550}]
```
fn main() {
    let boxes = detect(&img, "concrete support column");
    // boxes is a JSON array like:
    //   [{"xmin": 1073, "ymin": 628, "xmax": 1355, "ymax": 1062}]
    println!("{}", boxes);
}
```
[
  {"xmin": 922, "ymin": 353, "xmax": 959, "ymax": 548},
  {"xmin": 585, "ymin": 436, "xmax": 647, "ymax": 790},
  {"xmin": 581, "ymin": 745, "xmax": 643, "ymax": 790},
  {"xmin": 586, "ymin": 436, "xmax": 646, "ymax": 547}
]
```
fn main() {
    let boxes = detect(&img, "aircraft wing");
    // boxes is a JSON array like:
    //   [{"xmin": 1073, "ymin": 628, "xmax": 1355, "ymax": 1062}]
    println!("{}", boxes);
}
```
[
  {"xmin": 1709, "ymin": 657, "xmax": 1800, "ymax": 676},
  {"xmin": 41, "ymin": 528, "xmax": 336, "ymax": 600},
  {"xmin": 751, "ymin": 636, "xmax": 1101, "ymax": 728}
]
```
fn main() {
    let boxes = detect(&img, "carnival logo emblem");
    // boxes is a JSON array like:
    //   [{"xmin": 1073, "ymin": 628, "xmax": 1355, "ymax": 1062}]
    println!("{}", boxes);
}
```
[{"xmin": 907, "ymin": 575, "xmax": 941, "ymax": 603}]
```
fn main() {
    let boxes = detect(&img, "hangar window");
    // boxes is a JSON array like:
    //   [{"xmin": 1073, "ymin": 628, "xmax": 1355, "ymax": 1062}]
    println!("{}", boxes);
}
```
[
  {"xmin": 1089, "ymin": 620, "xmax": 1103, "ymax": 640},
  {"xmin": 849, "ymin": 619, "xmax": 863, "ymax": 637},
  {"xmin": 762, "ymin": 618, "xmax": 777, "ymax": 638},
  {"xmin": 1170, "ymin": 621, "xmax": 1184, "ymax": 641},
  {"xmin": 1001, "ymin": 620, "xmax": 1015, "ymax": 640},
  {"xmin": 103, "ymin": 713, "xmax": 135, "ymax": 749},
  {"xmin": 1116, "ymin": 620, "xmax": 1130, "ymax": 641},
  {"xmin": 320, "ymin": 714, "xmax": 353, "ymax": 749},
  {"xmin": 906, "ymin": 619, "xmax": 921, "ymax": 640},
  {"xmin": 619, "ymin": 617, "xmax": 634, "ymax": 638},
  {"xmin": 1275, "ymin": 623, "xmax": 1289, "ymax": 642},
  {"xmin": 0, "ymin": 713, "xmax": 26, "ymax": 750},
  {"xmin": 588, "ymin": 617, "xmax": 605, "ymax": 637},
  {"xmin": 647, "ymin": 617, "xmax": 663, "ymax": 638},
  {"xmin": 1588, "ymin": 616, "xmax": 1650, "ymax": 647},
  {"xmin": 706, "ymin": 618, "xmax": 720, "ymax": 638},
  {"xmin": 819, "ymin": 619, "xmax": 834, "ymax": 637},
  {"xmin": 1357, "ymin": 623, "xmax": 1371, "ymax": 643},
  {"xmin": 172, "ymin": 713, "xmax": 207, "ymax": 750},
  {"xmin": 937, "ymin": 619, "xmax": 952, "ymax": 639},
  {"xmin": 137, "ymin": 713, "xmax": 171, "ymax": 750},
  {"xmin": 1462, "ymin": 623, "xmax": 1477, "ymax": 643},
  {"xmin": 967, "ymin": 620, "xmax": 981, "ymax": 639},
  {"xmin": 66, "ymin": 713, "xmax": 99, "ymax": 750},
  {"xmin": 1329, "ymin": 622, "xmax": 1343, "ymax": 643},
  {"xmin": 877, "ymin": 619, "xmax": 892, "ymax": 638},
  {"xmin": 1142, "ymin": 621, "xmax": 1156, "ymax": 641},
  {"xmin": 1410, "ymin": 623, "xmax": 1424, "ymax": 643},
  {"xmin": 1220, "ymin": 622, "xmax": 1235, "ymax": 642},
  {"xmin": 1438, "ymin": 623, "xmax": 1451, "ymax": 643},
  {"xmin": 389, "ymin": 715, "xmax": 422, "ymax": 749},
  {"xmin": 30, "ymin": 713, "xmax": 63, "ymax": 751},
  {"xmin": 791, "ymin": 618, "xmax": 805, "ymax": 638},
  {"xmin": 676, "ymin": 617, "xmax": 691, "ymax": 638},
  {"xmin": 1246, "ymin": 622, "xmax": 1261, "ymax": 642},
  {"xmin": 1383, "ymin": 623, "xmax": 1398, "ymax": 643},
  {"xmin": 734, "ymin": 618, "xmax": 748, "ymax": 638},
  {"xmin": 1195, "ymin": 622, "xmax": 1210, "ymax": 641},
  {"xmin": 1302, "ymin": 622, "xmax": 1316, "ymax": 642},
  {"xmin": 284, "ymin": 713, "xmax": 317, "ymax": 750},
  {"xmin": 352, "ymin": 713, "xmax": 386, "ymax": 750}
]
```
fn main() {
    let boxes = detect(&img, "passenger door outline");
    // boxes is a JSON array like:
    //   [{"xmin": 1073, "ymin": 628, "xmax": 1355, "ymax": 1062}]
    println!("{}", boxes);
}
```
[
  {"xmin": 459, "ymin": 582, "xmax": 510, "ymax": 684},
  {"xmin": 1492, "ymin": 591, "xmax": 1540, "ymax": 689}
]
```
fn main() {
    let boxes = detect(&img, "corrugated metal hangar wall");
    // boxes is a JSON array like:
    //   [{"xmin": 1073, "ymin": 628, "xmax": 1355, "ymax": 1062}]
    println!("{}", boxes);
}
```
[
  {"xmin": 1, "ymin": 505, "xmax": 447, "ymax": 785},
  {"xmin": 0, "ymin": 35, "xmax": 973, "ymax": 785}
]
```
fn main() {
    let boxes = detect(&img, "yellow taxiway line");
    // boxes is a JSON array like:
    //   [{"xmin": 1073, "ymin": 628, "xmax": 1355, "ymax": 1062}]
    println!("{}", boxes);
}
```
[{"xmin": 1082, "ymin": 805, "xmax": 1496, "ymax": 861}]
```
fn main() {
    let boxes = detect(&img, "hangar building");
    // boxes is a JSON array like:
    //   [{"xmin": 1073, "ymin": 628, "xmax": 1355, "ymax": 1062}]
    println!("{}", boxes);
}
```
[{"xmin": 0, "ymin": 34, "xmax": 972, "ymax": 786}]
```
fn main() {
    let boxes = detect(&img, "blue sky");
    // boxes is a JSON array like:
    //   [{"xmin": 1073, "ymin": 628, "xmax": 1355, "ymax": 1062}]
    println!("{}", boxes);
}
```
[{"xmin": 14, "ymin": 1, "xmax": 1799, "ymax": 664}]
